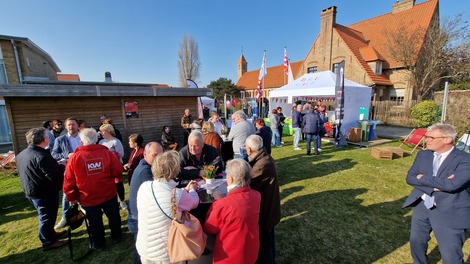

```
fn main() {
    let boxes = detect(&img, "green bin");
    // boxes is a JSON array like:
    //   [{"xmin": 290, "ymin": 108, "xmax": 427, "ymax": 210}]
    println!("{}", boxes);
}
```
[{"xmin": 357, "ymin": 120, "xmax": 372, "ymax": 142}]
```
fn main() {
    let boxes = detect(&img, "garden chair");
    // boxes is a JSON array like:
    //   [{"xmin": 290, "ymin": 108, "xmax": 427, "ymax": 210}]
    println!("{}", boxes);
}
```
[
  {"xmin": 399, "ymin": 128, "xmax": 427, "ymax": 153},
  {"xmin": 0, "ymin": 152, "xmax": 17, "ymax": 176}
]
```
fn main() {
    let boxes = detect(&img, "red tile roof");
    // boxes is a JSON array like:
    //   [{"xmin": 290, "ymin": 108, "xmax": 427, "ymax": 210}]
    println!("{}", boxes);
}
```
[
  {"xmin": 348, "ymin": 0, "xmax": 438, "ymax": 68},
  {"xmin": 335, "ymin": 25, "xmax": 393, "ymax": 85},
  {"xmin": 237, "ymin": 61, "xmax": 303, "ymax": 90}
]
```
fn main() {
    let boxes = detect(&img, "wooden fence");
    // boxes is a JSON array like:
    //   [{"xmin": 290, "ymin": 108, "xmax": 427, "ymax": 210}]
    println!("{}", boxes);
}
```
[{"xmin": 370, "ymin": 100, "xmax": 417, "ymax": 127}]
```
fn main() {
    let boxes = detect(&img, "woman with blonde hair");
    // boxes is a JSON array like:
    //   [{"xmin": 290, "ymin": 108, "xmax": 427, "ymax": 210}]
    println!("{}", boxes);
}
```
[
  {"xmin": 202, "ymin": 121, "xmax": 223, "ymax": 156},
  {"xmin": 99, "ymin": 124, "xmax": 127, "ymax": 209},
  {"xmin": 136, "ymin": 151, "xmax": 200, "ymax": 263}
]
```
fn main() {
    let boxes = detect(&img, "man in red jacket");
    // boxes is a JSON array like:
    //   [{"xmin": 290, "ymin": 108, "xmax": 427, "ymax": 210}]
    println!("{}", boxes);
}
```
[{"xmin": 63, "ymin": 128, "xmax": 123, "ymax": 251}]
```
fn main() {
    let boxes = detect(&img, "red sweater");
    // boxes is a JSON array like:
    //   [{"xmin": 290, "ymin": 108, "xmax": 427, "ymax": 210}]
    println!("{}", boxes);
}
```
[
  {"xmin": 64, "ymin": 144, "xmax": 123, "ymax": 207},
  {"xmin": 204, "ymin": 186, "xmax": 261, "ymax": 264}
]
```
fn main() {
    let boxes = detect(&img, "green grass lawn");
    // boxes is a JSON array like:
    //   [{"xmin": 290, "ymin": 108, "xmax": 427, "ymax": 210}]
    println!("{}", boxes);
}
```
[{"xmin": 1, "ymin": 137, "xmax": 470, "ymax": 263}]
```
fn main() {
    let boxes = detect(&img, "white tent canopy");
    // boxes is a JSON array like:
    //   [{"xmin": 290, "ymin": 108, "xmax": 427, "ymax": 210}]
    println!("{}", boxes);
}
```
[{"xmin": 269, "ymin": 71, "xmax": 372, "ymax": 136}]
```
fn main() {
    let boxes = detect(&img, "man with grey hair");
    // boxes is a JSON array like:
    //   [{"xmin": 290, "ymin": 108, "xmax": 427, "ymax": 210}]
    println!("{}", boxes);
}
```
[
  {"xmin": 246, "ymin": 135, "xmax": 281, "ymax": 264},
  {"xmin": 228, "ymin": 110, "xmax": 256, "ymax": 159},
  {"xmin": 178, "ymin": 130, "xmax": 222, "ymax": 185},
  {"xmin": 403, "ymin": 123, "xmax": 470, "ymax": 263},
  {"xmin": 16, "ymin": 127, "xmax": 68, "ymax": 251},
  {"xmin": 63, "ymin": 128, "xmax": 123, "ymax": 251},
  {"xmin": 128, "ymin": 141, "xmax": 163, "ymax": 264},
  {"xmin": 204, "ymin": 158, "xmax": 261, "ymax": 263}
]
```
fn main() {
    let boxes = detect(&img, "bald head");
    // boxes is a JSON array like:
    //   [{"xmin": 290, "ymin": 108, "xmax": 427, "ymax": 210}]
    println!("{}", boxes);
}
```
[{"xmin": 144, "ymin": 142, "xmax": 163, "ymax": 165}]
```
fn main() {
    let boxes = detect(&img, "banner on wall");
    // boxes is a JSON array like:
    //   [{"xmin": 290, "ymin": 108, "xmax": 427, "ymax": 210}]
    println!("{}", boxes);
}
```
[{"xmin": 125, "ymin": 101, "xmax": 139, "ymax": 118}]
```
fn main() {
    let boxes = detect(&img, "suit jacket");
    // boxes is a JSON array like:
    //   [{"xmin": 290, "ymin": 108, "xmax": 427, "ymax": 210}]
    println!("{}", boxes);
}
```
[
  {"xmin": 249, "ymin": 148, "xmax": 281, "ymax": 229},
  {"xmin": 51, "ymin": 134, "xmax": 74, "ymax": 160},
  {"xmin": 403, "ymin": 148, "xmax": 470, "ymax": 228}
]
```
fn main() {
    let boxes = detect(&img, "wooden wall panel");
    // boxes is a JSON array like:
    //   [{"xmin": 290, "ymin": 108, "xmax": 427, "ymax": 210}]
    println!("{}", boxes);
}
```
[{"xmin": 8, "ymin": 96, "xmax": 198, "ymax": 157}]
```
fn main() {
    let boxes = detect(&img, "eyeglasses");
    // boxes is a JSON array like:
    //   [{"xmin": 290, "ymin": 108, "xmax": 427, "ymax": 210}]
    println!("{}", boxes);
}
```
[{"xmin": 424, "ymin": 135, "xmax": 448, "ymax": 140}]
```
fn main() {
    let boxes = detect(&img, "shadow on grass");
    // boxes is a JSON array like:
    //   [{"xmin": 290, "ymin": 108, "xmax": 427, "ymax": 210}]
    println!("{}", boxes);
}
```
[
  {"xmin": 0, "ymin": 225, "xmax": 134, "ymax": 264},
  {"xmin": 276, "ymin": 153, "xmax": 357, "ymax": 185},
  {"xmin": 0, "ymin": 191, "xmax": 36, "ymax": 226},
  {"xmin": 276, "ymin": 188, "xmax": 412, "ymax": 263}
]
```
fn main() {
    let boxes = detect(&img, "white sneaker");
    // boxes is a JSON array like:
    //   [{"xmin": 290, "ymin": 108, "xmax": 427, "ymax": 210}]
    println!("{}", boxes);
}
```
[
  {"xmin": 294, "ymin": 147, "xmax": 302, "ymax": 150},
  {"xmin": 120, "ymin": 201, "xmax": 128, "ymax": 210},
  {"xmin": 318, "ymin": 148, "xmax": 322, "ymax": 151},
  {"xmin": 54, "ymin": 218, "xmax": 67, "ymax": 229},
  {"xmin": 281, "ymin": 141, "xmax": 285, "ymax": 145}
]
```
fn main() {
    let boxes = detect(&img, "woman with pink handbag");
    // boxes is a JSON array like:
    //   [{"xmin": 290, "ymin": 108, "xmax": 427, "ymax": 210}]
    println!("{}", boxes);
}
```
[{"xmin": 136, "ymin": 151, "xmax": 201, "ymax": 263}]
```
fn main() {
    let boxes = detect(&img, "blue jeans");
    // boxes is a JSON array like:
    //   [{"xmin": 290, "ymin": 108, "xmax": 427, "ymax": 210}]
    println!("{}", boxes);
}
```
[
  {"xmin": 82, "ymin": 196, "xmax": 122, "ymax": 249},
  {"xmin": 234, "ymin": 153, "xmax": 247, "ymax": 160},
  {"xmin": 271, "ymin": 128, "xmax": 281, "ymax": 147},
  {"xmin": 306, "ymin": 133, "xmax": 320, "ymax": 154},
  {"xmin": 127, "ymin": 217, "xmax": 141, "ymax": 264},
  {"xmin": 61, "ymin": 193, "xmax": 70, "ymax": 218},
  {"xmin": 29, "ymin": 194, "xmax": 60, "ymax": 247},
  {"xmin": 293, "ymin": 127, "xmax": 301, "ymax": 148}
]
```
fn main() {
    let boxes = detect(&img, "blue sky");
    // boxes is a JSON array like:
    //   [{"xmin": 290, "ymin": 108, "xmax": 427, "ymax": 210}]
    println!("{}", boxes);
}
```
[{"xmin": 1, "ymin": 0, "xmax": 468, "ymax": 87}]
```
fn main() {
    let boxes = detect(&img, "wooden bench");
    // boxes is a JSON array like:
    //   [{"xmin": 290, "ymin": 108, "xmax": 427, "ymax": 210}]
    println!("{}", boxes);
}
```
[
  {"xmin": 383, "ymin": 146, "xmax": 405, "ymax": 159},
  {"xmin": 371, "ymin": 147, "xmax": 393, "ymax": 160}
]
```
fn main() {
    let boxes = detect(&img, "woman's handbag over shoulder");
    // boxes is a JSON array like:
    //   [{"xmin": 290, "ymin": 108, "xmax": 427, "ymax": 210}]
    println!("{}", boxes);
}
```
[{"xmin": 151, "ymin": 183, "xmax": 207, "ymax": 263}]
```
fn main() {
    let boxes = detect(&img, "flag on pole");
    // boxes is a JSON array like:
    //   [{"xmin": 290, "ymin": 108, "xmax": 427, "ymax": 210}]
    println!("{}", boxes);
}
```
[
  {"xmin": 256, "ymin": 51, "xmax": 267, "ymax": 102},
  {"xmin": 288, "ymin": 64, "xmax": 294, "ymax": 83},
  {"xmin": 283, "ymin": 47, "xmax": 289, "ymax": 74}
]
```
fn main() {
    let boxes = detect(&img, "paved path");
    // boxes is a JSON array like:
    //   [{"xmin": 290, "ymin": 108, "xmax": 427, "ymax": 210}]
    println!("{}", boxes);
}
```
[{"xmin": 375, "ymin": 125, "xmax": 414, "ymax": 139}]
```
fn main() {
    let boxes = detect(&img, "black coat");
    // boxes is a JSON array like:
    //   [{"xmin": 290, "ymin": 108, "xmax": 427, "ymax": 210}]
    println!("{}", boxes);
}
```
[
  {"xmin": 16, "ymin": 145, "xmax": 65, "ymax": 199},
  {"xmin": 301, "ymin": 111, "xmax": 321, "ymax": 134},
  {"xmin": 178, "ymin": 144, "xmax": 223, "ymax": 182}
]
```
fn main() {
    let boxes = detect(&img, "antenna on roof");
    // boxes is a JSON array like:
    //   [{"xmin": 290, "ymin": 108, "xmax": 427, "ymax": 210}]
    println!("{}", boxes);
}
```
[{"xmin": 241, "ymin": 46, "xmax": 244, "ymax": 55}]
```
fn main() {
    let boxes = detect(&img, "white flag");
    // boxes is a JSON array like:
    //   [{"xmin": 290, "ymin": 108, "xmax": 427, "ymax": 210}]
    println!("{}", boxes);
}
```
[
  {"xmin": 288, "ymin": 64, "xmax": 294, "ymax": 83},
  {"xmin": 258, "ymin": 51, "xmax": 267, "ymax": 80}
]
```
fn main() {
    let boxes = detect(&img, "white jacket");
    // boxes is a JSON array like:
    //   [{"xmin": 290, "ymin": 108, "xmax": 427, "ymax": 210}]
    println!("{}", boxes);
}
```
[{"xmin": 136, "ymin": 179, "xmax": 199, "ymax": 262}]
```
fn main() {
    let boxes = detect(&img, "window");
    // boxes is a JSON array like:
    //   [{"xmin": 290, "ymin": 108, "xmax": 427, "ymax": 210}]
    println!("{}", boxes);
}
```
[
  {"xmin": 390, "ymin": 96, "xmax": 404, "ymax": 105},
  {"xmin": 332, "ymin": 63, "xmax": 339, "ymax": 74},
  {"xmin": 307, "ymin": 66, "xmax": 317, "ymax": 73},
  {"xmin": 375, "ymin": 61, "xmax": 383, "ymax": 75},
  {"xmin": 0, "ymin": 49, "xmax": 8, "ymax": 84},
  {"xmin": 0, "ymin": 100, "xmax": 12, "ymax": 144}
]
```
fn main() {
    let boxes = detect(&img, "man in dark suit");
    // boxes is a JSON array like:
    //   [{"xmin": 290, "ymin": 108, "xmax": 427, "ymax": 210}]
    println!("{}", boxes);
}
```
[{"xmin": 403, "ymin": 123, "xmax": 470, "ymax": 264}]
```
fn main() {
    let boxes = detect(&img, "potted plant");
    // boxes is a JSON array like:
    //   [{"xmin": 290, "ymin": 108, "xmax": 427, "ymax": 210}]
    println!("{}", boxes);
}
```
[{"xmin": 202, "ymin": 165, "xmax": 217, "ymax": 185}]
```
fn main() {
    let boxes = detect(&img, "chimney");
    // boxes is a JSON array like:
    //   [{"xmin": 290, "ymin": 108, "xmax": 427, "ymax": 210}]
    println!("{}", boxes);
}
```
[
  {"xmin": 392, "ymin": 0, "xmax": 416, "ymax": 13},
  {"xmin": 104, "ymin": 71, "xmax": 112, "ymax": 82},
  {"xmin": 320, "ymin": 6, "xmax": 337, "ymax": 69},
  {"xmin": 321, "ymin": 6, "xmax": 337, "ymax": 32}
]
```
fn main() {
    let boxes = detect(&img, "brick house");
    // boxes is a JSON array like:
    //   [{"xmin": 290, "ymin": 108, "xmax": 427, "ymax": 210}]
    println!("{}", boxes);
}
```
[
  {"xmin": 236, "ymin": 0, "xmax": 439, "ymax": 108},
  {"xmin": 0, "ymin": 34, "xmax": 61, "ymax": 151}
]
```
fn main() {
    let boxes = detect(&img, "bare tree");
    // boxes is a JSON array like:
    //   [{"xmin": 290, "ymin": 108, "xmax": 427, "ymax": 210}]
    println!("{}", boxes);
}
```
[
  {"xmin": 178, "ymin": 34, "xmax": 201, "ymax": 87},
  {"xmin": 386, "ymin": 14, "xmax": 470, "ymax": 102}
]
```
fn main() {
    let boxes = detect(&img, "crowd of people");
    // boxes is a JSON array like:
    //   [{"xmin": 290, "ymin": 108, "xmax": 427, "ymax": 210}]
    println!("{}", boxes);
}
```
[
  {"xmin": 14, "ymin": 103, "xmax": 470, "ymax": 264},
  {"xmin": 16, "ymin": 108, "xmax": 282, "ymax": 264}
]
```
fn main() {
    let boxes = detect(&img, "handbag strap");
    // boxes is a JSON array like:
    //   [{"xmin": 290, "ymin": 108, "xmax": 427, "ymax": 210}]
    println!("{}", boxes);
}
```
[
  {"xmin": 68, "ymin": 207, "xmax": 93, "ymax": 261},
  {"xmin": 151, "ymin": 182, "xmax": 173, "ymax": 220},
  {"xmin": 171, "ymin": 188, "xmax": 178, "ymax": 220}
]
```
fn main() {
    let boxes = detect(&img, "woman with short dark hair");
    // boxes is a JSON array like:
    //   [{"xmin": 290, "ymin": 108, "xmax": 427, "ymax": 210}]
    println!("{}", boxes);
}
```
[{"xmin": 123, "ymin": 134, "xmax": 145, "ymax": 185}]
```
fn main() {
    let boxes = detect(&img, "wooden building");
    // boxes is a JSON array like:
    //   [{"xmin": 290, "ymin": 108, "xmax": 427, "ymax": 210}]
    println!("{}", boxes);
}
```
[{"xmin": 0, "ymin": 81, "xmax": 210, "ymax": 156}]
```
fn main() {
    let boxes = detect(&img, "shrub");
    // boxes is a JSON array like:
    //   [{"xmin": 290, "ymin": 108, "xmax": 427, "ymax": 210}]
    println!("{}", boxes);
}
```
[{"xmin": 410, "ymin": 100, "xmax": 440, "ymax": 127}]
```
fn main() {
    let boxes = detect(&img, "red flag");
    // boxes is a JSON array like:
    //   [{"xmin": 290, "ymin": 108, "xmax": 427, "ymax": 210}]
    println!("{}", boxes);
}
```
[
  {"xmin": 283, "ymin": 47, "xmax": 289, "ymax": 74},
  {"xmin": 256, "ymin": 80, "xmax": 263, "ymax": 102}
]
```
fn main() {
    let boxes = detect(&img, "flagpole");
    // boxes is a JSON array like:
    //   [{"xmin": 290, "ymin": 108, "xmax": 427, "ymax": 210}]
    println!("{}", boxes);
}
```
[{"xmin": 283, "ymin": 47, "xmax": 286, "ymax": 86}]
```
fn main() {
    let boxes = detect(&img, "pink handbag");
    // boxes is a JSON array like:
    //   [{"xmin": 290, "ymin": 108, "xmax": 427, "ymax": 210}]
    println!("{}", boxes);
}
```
[{"xmin": 152, "ymin": 184, "xmax": 207, "ymax": 262}]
